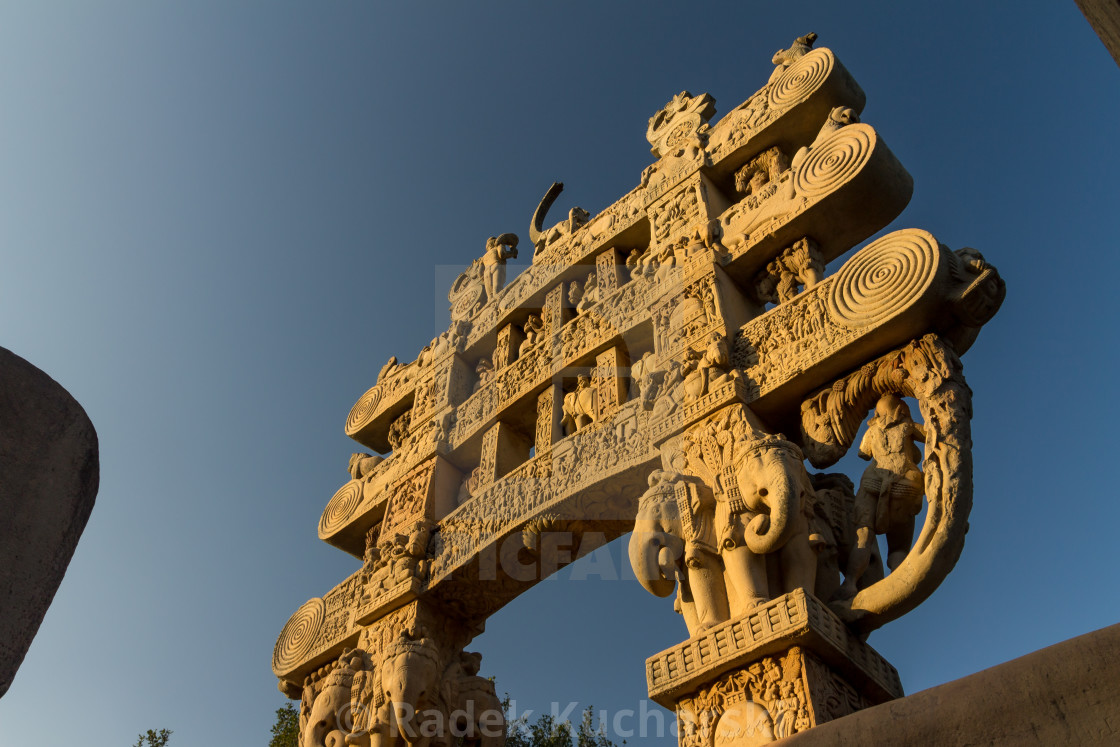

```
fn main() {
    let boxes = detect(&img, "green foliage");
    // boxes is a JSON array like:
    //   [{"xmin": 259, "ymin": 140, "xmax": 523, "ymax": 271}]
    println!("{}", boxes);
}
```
[
  {"xmin": 132, "ymin": 729, "xmax": 171, "ymax": 747},
  {"xmin": 575, "ymin": 707, "xmax": 618, "ymax": 747},
  {"xmin": 501, "ymin": 695, "xmax": 621, "ymax": 747},
  {"xmin": 269, "ymin": 702, "xmax": 300, "ymax": 747}
]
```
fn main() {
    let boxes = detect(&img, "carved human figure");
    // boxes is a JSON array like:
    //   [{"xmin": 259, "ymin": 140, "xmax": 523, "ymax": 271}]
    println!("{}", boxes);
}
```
[
  {"xmin": 473, "ymin": 357, "xmax": 494, "ymax": 392},
  {"xmin": 576, "ymin": 271, "xmax": 598, "ymax": 314},
  {"xmin": 625, "ymin": 247, "xmax": 643, "ymax": 281},
  {"xmin": 456, "ymin": 467, "xmax": 480, "ymax": 506},
  {"xmin": 682, "ymin": 332, "xmax": 733, "ymax": 403},
  {"xmin": 481, "ymin": 234, "xmax": 518, "ymax": 303},
  {"xmin": 629, "ymin": 351, "xmax": 660, "ymax": 403},
  {"xmin": 376, "ymin": 521, "xmax": 434, "ymax": 591},
  {"xmin": 518, "ymin": 314, "xmax": 543, "ymax": 358},
  {"xmin": 567, "ymin": 278, "xmax": 583, "ymax": 310},
  {"xmin": 755, "ymin": 238, "xmax": 825, "ymax": 306},
  {"xmin": 649, "ymin": 360, "xmax": 686, "ymax": 420},
  {"xmin": 387, "ymin": 414, "xmax": 410, "ymax": 452},
  {"xmin": 734, "ymin": 147, "xmax": 789, "ymax": 197},
  {"xmin": 560, "ymin": 375, "xmax": 597, "ymax": 435},
  {"xmin": 652, "ymin": 243, "xmax": 679, "ymax": 285},
  {"xmin": 839, "ymin": 395, "xmax": 926, "ymax": 598}
]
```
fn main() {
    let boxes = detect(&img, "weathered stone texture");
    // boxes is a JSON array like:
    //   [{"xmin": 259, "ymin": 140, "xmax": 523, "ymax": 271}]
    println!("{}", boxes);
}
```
[
  {"xmin": 776, "ymin": 623, "xmax": 1120, "ymax": 746},
  {"xmin": 0, "ymin": 347, "xmax": 98, "ymax": 697}
]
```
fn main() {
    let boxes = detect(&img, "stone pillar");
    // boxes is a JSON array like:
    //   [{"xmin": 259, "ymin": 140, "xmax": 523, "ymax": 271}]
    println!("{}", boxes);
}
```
[
  {"xmin": 478, "ymin": 420, "xmax": 532, "ymax": 488},
  {"xmin": 542, "ymin": 282, "xmax": 573, "ymax": 340},
  {"xmin": 593, "ymin": 345, "xmax": 630, "ymax": 422},
  {"xmin": 596, "ymin": 247, "xmax": 626, "ymax": 299},
  {"xmin": 646, "ymin": 590, "xmax": 902, "ymax": 745},
  {"xmin": 493, "ymin": 322, "xmax": 525, "ymax": 370},
  {"xmin": 535, "ymin": 382, "xmax": 564, "ymax": 454}
]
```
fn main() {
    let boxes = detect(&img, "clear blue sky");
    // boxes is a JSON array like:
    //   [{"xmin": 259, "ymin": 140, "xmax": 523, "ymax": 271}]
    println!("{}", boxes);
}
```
[{"xmin": 1, "ymin": 3, "xmax": 1118, "ymax": 745}]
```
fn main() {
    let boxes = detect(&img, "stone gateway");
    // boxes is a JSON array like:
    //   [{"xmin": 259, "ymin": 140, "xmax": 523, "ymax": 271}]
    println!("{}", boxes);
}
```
[{"xmin": 274, "ymin": 34, "xmax": 1005, "ymax": 746}]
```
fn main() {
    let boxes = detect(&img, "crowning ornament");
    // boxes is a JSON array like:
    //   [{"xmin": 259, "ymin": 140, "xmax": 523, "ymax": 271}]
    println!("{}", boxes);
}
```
[{"xmin": 276, "ymin": 33, "xmax": 1005, "ymax": 746}]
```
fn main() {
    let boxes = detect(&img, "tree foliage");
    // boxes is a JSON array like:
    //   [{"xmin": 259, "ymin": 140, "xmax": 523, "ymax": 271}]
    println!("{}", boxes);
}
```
[
  {"xmin": 269, "ymin": 702, "xmax": 300, "ymax": 747},
  {"xmin": 502, "ymin": 696, "xmax": 620, "ymax": 747},
  {"xmin": 132, "ymin": 729, "xmax": 171, "ymax": 747}
]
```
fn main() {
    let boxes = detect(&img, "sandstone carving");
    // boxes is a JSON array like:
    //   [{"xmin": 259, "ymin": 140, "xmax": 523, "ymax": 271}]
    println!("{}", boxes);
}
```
[
  {"xmin": 275, "ymin": 34, "xmax": 1005, "ymax": 746},
  {"xmin": 529, "ymin": 181, "xmax": 590, "ymax": 256}
]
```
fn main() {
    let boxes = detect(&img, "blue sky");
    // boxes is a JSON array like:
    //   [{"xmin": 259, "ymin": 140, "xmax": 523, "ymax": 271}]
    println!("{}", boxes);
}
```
[{"xmin": 0, "ymin": 3, "xmax": 1118, "ymax": 745}]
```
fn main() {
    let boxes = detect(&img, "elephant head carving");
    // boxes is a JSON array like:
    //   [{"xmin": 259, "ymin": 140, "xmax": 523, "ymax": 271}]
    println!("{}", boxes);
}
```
[
  {"xmin": 629, "ymin": 469, "xmax": 730, "ymax": 635},
  {"xmin": 302, "ymin": 650, "xmax": 362, "ymax": 747},
  {"xmin": 377, "ymin": 629, "xmax": 444, "ymax": 746},
  {"xmin": 732, "ymin": 435, "xmax": 809, "ymax": 556},
  {"xmin": 628, "ymin": 470, "xmax": 686, "ymax": 599}
]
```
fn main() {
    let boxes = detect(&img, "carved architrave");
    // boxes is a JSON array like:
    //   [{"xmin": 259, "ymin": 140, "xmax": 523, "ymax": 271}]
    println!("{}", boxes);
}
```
[{"xmin": 732, "ymin": 229, "xmax": 1004, "ymax": 421}]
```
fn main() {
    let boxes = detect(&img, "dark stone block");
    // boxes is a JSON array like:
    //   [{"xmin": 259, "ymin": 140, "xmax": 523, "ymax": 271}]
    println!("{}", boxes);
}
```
[{"xmin": 0, "ymin": 347, "xmax": 98, "ymax": 697}]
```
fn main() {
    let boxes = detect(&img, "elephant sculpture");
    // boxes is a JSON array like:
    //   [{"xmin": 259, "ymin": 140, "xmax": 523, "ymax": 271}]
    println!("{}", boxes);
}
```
[
  {"xmin": 631, "ymin": 412, "xmax": 824, "ymax": 633},
  {"xmin": 363, "ymin": 630, "xmax": 445, "ymax": 747},
  {"xmin": 628, "ymin": 469, "xmax": 729, "ymax": 635},
  {"xmin": 302, "ymin": 650, "xmax": 362, "ymax": 747},
  {"xmin": 722, "ymin": 433, "xmax": 819, "ymax": 614}
]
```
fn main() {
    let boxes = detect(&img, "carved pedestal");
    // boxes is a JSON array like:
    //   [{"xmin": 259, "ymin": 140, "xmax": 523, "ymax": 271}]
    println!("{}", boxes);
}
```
[{"xmin": 646, "ymin": 590, "xmax": 901, "ymax": 746}]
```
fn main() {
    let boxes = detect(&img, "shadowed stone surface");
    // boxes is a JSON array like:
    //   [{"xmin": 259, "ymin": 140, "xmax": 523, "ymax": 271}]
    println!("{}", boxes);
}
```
[
  {"xmin": 0, "ymin": 346, "xmax": 98, "ymax": 697},
  {"xmin": 777, "ymin": 623, "xmax": 1120, "ymax": 746},
  {"xmin": 1075, "ymin": 0, "xmax": 1120, "ymax": 67}
]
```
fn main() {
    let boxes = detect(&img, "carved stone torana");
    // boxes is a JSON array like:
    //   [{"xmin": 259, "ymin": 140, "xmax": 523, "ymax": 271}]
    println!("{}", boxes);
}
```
[{"xmin": 276, "ymin": 33, "xmax": 1005, "ymax": 747}]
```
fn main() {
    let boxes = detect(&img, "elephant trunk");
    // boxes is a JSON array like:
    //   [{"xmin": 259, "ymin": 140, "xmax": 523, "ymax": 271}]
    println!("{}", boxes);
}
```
[
  {"xmin": 629, "ymin": 530, "xmax": 683, "ymax": 598},
  {"xmin": 303, "ymin": 720, "xmax": 327, "ymax": 747},
  {"xmin": 743, "ymin": 469, "xmax": 800, "ymax": 556}
]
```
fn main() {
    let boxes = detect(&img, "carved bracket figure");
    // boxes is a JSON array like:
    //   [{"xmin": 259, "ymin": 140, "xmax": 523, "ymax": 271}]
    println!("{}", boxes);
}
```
[{"xmin": 800, "ymin": 334, "xmax": 978, "ymax": 635}]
